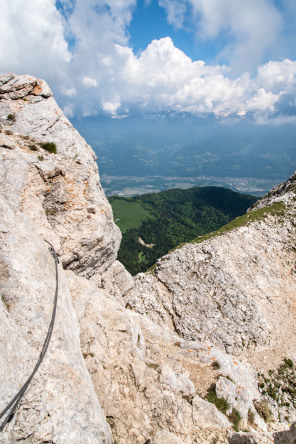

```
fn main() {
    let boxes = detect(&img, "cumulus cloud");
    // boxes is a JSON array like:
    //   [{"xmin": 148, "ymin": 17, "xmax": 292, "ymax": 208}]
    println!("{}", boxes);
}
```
[
  {"xmin": 0, "ymin": 0, "xmax": 71, "ymax": 86},
  {"xmin": 83, "ymin": 77, "xmax": 98, "ymax": 87},
  {"xmin": 0, "ymin": 0, "xmax": 295, "ymax": 123},
  {"xmin": 107, "ymin": 39, "xmax": 296, "ymax": 119},
  {"xmin": 256, "ymin": 59, "xmax": 296, "ymax": 93},
  {"xmin": 160, "ymin": 0, "xmax": 284, "ymax": 73}
]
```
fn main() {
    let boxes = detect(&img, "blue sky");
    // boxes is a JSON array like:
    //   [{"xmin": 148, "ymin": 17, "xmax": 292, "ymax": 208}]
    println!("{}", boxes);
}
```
[
  {"xmin": 1, "ymin": 0, "xmax": 296, "ymax": 123},
  {"xmin": 129, "ymin": 0, "xmax": 296, "ymax": 72},
  {"xmin": 129, "ymin": 0, "xmax": 266, "ymax": 66},
  {"xmin": 129, "ymin": 1, "xmax": 199, "ymax": 59}
]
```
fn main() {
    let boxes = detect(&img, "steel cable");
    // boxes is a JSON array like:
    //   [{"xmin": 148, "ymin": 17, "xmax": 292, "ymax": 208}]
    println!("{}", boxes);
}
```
[{"xmin": 0, "ymin": 241, "xmax": 59, "ymax": 433}]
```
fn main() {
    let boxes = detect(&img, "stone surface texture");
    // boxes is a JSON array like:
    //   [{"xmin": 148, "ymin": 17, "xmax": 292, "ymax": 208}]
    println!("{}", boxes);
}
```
[
  {"xmin": 1, "ymin": 74, "xmax": 296, "ymax": 443},
  {"xmin": 0, "ymin": 73, "xmax": 121, "ymax": 276},
  {"xmin": 151, "ymin": 430, "xmax": 185, "ymax": 443},
  {"xmin": 0, "ymin": 200, "xmax": 112, "ymax": 443}
]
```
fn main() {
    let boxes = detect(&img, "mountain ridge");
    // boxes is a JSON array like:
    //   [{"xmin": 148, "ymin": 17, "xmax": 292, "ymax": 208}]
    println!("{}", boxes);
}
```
[
  {"xmin": 110, "ymin": 186, "xmax": 258, "ymax": 275},
  {"xmin": 72, "ymin": 111, "xmax": 296, "ymax": 181}
]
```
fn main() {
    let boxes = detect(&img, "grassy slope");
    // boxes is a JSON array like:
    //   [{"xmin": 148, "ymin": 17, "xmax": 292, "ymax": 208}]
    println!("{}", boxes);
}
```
[
  {"xmin": 109, "ymin": 187, "xmax": 258, "ymax": 275},
  {"xmin": 169, "ymin": 201, "xmax": 285, "ymax": 253},
  {"xmin": 110, "ymin": 198, "xmax": 154, "ymax": 233}
]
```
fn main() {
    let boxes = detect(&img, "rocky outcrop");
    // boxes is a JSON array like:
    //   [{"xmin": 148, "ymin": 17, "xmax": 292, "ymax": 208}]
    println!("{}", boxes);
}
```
[
  {"xmin": 0, "ymin": 199, "xmax": 112, "ymax": 443},
  {"xmin": 273, "ymin": 422, "xmax": 296, "ymax": 443},
  {"xmin": 66, "ymin": 270, "xmax": 235, "ymax": 443},
  {"xmin": 1, "ymin": 73, "xmax": 296, "ymax": 443},
  {"xmin": 124, "ymin": 171, "xmax": 296, "ymax": 441},
  {"xmin": 0, "ymin": 73, "xmax": 94, "ymax": 166},
  {"xmin": 228, "ymin": 422, "xmax": 296, "ymax": 444},
  {"xmin": 0, "ymin": 73, "xmax": 122, "ymax": 443},
  {"xmin": 0, "ymin": 74, "xmax": 121, "ymax": 275}
]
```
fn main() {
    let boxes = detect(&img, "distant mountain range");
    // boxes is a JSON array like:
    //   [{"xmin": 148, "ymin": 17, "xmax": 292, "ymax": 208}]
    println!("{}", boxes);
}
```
[{"xmin": 72, "ymin": 112, "xmax": 296, "ymax": 181}]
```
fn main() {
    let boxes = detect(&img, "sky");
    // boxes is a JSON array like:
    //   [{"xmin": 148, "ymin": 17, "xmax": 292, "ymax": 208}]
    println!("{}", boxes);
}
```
[{"xmin": 1, "ymin": 0, "xmax": 296, "ymax": 123}]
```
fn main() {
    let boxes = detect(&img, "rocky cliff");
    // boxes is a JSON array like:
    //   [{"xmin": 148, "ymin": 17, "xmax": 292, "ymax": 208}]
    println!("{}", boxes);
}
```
[{"xmin": 1, "ymin": 73, "xmax": 296, "ymax": 444}]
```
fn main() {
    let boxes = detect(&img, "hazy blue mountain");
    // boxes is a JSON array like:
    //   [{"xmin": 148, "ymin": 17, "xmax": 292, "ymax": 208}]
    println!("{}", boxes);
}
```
[{"xmin": 71, "ymin": 113, "xmax": 296, "ymax": 180}]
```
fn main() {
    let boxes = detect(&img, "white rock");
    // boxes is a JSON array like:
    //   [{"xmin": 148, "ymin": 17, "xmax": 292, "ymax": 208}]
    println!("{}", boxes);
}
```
[
  {"xmin": 151, "ymin": 430, "xmax": 185, "ymax": 443},
  {"xmin": 0, "ymin": 200, "xmax": 112, "ymax": 443},
  {"xmin": 0, "ymin": 73, "xmax": 121, "ymax": 276}
]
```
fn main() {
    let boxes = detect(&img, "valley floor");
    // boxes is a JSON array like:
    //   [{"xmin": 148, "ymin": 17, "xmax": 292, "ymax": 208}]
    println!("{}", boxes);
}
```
[{"xmin": 101, "ymin": 174, "xmax": 280, "ymax": 197}]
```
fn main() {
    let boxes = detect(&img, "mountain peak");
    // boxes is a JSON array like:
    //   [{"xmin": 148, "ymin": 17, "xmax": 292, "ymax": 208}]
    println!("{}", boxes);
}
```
[{"xmin": 0, "ymin": 73, "xmax": 52, "ymax": 99}]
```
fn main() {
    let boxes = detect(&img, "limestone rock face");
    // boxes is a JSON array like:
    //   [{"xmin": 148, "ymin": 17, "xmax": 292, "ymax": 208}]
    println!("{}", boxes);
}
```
[
  {"xmin": 151, "ymin": 430, "xmax": 185, "ymax": 443},
  {"xmin": 0, "ymin": 73, "xmax": 94, "ymax": 165},
  {"xmin": 273, "ymin": 423, "xmax": 296, "ymax": 443},
  {"xmin": 66, "ymin": 269, "xmax": 233, "ymax": 443},
  {"xmin": 0, "ymin": 73, "xmax": 120, "ymax": 443},
  {"xmin": 228, "ymin": 423, "xmax": 296, "ymax": 444},
  {"xmin": 0, "ymin": 73, "xmax": 121, "ymax": 275},
  {"xmin": 0, "ymin": 200, "xmax": 112, "ymax": 443},
  {"xmin": 91, "ymin": 259, "xmax": 135, "ymax": 302}
]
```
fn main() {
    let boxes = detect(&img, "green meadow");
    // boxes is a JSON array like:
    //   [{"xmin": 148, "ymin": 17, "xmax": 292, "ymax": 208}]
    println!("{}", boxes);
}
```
[{"xmin": 110, "ymin": 198, "xmax": 154, "ymax": 233}]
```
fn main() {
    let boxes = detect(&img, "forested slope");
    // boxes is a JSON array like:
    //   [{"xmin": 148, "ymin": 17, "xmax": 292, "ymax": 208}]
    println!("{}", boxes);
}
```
[{"xmin": 109, "ymin": 187, "xmax": 258, "ymax": 274}]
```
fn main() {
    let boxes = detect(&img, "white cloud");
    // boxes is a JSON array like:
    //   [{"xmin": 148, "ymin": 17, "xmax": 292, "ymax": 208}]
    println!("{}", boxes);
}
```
[
  {"xmin": 160, "ymin": 0, "xmax": 283, "ymax": 73},
  {"xmin": 83, "ymin": 76, "xmax": 98, "ymax": 87},
  {"xmin": 158, "ymin": 0, "xmax": 187, "ymax": 29},
  {"xmin": 63, "ymin": 87, "xmax": 77, "ymax": 97},
  {"xmin": 241, "ymin": 88, "xmax": 279, "ymax": 115},
  {"xmin": 102, "ymin": 100, "xmax": 121, "ymax": 115},
  {"xmin": 102, "ymin": 38, "xmax": 296, "ymax": 120},
  {"xmin": 256, "ymin": 59, "xmax": 296, "ymax": 93},
  {"xmin": 63, "ymin": 103, "xmax": 75, "ymax": 118},
  {"xmin": 0, "ymin": 0, "xmax": 71, "ymax": 84},
  {"xmin": 258, "ymin": 115, "xmax": 296, "ymax": 126},
  {"xmin": 0, "ymin": 0, "xmax": 295, "ymax": 123}
]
